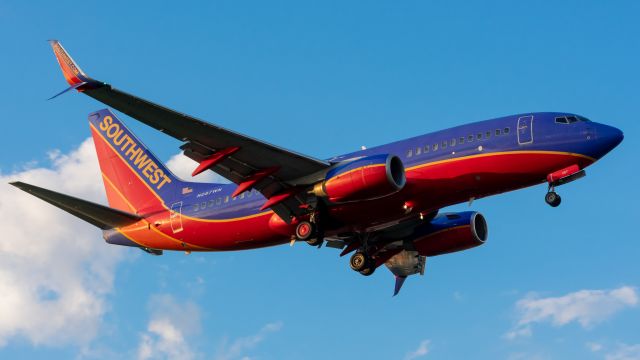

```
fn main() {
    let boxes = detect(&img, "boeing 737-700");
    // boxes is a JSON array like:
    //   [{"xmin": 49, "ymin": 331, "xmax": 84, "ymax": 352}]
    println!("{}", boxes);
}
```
[{"xmin": 11, "ymin": 41, "xmax": 624, "ymax": 295}]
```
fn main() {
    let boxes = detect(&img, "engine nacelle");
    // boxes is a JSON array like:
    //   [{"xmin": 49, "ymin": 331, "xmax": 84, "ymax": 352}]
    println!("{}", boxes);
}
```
[
  {"xmin": 313, "ymin": 154, "xmax": 406, "ymax": 203},
  {"xmin": 412, "ymin": 211, "xmax": 488, "ymax": 257}
]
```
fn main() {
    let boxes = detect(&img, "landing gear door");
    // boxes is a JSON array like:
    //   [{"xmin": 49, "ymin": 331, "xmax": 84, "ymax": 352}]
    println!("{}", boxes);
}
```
[
  {"xmin": 169, "ymin": 202, "xmax": 183, "ymax": 234},
  {"xmin": 517, "ymin": 115, "xmax": 534, "ymax": 145}
]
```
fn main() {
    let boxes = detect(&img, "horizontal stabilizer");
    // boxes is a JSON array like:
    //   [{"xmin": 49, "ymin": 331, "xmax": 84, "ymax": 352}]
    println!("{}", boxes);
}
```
[{"xmin": 10, "ymin": 181, "xmax": 142, "ymax": 230}]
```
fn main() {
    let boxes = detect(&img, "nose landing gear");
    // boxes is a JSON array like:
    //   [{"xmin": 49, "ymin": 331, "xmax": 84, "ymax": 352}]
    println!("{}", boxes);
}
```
[
  {"xmin": 544, "ymin": 165, "xmax": 586, "ymax": 208},
  {"xmin": 545, "ymin": 188, "xmax": 562, "ymax": 207}
]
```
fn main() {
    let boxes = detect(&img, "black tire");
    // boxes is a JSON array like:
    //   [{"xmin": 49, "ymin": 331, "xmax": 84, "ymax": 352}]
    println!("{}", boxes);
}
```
[
  {"xmin": 545, "ymin": 192, "xmax": 560, "ymax": 207},
  {"xmin": 295, "ymin": 221, "xmax": 315, "ymax": 241},
  {"xmin": 350, "ymin": 252, "xmax": 369, "ymax": 272},
  {"xmin": 359, "ymin": 262, "xmax": 376, "ymax": 276}
]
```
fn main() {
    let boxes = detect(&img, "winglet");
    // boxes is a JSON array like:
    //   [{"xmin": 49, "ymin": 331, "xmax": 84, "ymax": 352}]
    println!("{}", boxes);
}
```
[
  {"xmin": 393, "ymin": 276, "xmax": 407, "ymax": 296},
  {"xmin": 48, "ymin": 40, "xmax": 98, "ymax": 99},
  {"xmin": 49, "ymin": 40, "xmax": 91, "ymax": 85}
]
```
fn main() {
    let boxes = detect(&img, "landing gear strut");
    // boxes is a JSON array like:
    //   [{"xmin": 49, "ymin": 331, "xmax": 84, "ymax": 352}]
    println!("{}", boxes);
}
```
[{"xmin": 545, "ymin": 187, "xmax": 562, "ymax": 207}]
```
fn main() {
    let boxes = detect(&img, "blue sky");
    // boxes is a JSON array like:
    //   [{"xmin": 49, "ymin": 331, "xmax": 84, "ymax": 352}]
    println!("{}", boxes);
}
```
[{"xmin": 0, "ymin": 1, "xmax": 639, "ymax": 359}]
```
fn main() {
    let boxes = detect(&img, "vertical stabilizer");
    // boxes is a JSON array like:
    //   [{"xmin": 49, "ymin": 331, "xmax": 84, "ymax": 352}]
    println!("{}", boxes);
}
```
[{"xmin": 89, "ymin": 109, "xmax": 182, "ymax": 214}]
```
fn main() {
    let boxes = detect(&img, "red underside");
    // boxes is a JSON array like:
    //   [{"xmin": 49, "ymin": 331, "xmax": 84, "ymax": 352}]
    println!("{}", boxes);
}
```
[{"xmin": 95, "ymin": 127, "xmax": 593, "ymax": 252}]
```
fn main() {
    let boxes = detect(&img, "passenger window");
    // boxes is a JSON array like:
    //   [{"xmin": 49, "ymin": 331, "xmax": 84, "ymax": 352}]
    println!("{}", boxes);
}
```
[
  {"xmin": 459, "ymin": 137, "xmax": 465, "ymax": 144},
  {"xmin": 495, "ymin": 129, "xmax": 501, "ymax": 136},
  {"xmin": 504, "ymin": 127, "xmax": 510, "ymax": 134},
  {"xmin": 406, "ymin": 149, "xmax": 413, "ymax": 158},
  {"xmin": 477, "ymin": 133, "xmax": 482, "ymax": 140},
  {"xmin": 193, "ymin": 204, "xmax": 199, "ymax": 211},
  {"xmin": 247, "ymin": 190, "xmax": 253, "ymax": 197},
  {"xmin": 201, "ymin": 202, "xmax": 207, "ymax": 209},
  {"xmin": 423, "ymin": 145, "xmax": 430, "ymax": 153},
  {"xmin": 208, "ymin": 199, "xmax": 215, "ymax": 208},
  {"xmin": 433, "ymin": 143, "xmax": 438, "ymax": 151},
  {"xmin": 468, "ymin": 135, "xmax": 474, "ymax": 142},
  {"xmin": 240, "ymin": 193, "xmax": 245, "ymax": 199},
  {"xmin": 441, "ymin": 141, "xmax": 447, "ymax": 149},
  {"xmin": 416, "ymin": 147, "xmax": 422, "ymax": 155},
  {"xmin": 485, "ymin": 131, "xmax": 491, "ymax": 139},
  {"xmin": 224, "ymin": 196, "xmax": 229, "ymax": 203},
  {"xmin": 216, "ymin": 197, "xmax": 222, "ymax": 205},
  {"xmin": 450, "ymin": 138, "xmax": 456, "ymax": 146}
]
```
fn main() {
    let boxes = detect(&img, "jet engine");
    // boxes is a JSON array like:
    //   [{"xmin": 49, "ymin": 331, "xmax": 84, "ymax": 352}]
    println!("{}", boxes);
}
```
[
  {"xmin": 312, "ymin": 154, "xmax": 406, "ymax": 203},
  {"xmin": 382, "ymin": 211, "xmax": 487, "ymax": 295},
  {"xmin": 412, "ymin": 211, "xmax": 488, "ymax": 256}
]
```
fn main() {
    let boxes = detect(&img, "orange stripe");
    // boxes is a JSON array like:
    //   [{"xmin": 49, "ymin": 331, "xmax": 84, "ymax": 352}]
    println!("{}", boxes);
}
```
[
  {"xmin": 405, "ymin": 150, "xmax": 594, "ymax": 172},
  {"xmin": 324, "ymin": 163, "xmax": 386, "ymax": 186}
]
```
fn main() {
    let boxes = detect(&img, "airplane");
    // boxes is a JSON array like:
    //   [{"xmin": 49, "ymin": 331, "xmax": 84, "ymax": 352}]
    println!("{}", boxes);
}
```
[{"xmin": 11, "ymin": 41, "xmax": 624, "ymax": 295}]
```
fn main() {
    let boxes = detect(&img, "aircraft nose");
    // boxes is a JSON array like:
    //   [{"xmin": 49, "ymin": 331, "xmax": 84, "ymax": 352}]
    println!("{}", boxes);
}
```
[{"xmin": 594, "ymin": 123, "xmax": 624, "ymax": 157}]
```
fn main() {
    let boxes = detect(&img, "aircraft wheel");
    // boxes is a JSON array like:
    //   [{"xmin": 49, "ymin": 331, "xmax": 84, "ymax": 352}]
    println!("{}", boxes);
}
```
[
  {"xmin": 306, "ymin": 237, "xmax": 323, "ymax": 247},
  {"xmin": 295, "ymin": 221, "xmax": 316, "ymax": 241},
  {"xmin": 359, "ymin": 262, "xmax": 376, "ymax": 276},
  {"xmin": 350, "ymin": 252, "xmax": 370, "ymax": 272},
  {"xmin": 545, "ymin": 191, "xmax": 561, "ymax": 207}
]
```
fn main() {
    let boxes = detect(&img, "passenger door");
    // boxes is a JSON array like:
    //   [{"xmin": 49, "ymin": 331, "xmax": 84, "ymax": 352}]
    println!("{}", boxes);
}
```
[
  {"xmin": 169, "ymin": 202, "xmax": 184, "ymax": 234},
  {"xmin": 517, "ymin": 115, "xmax": 534, "ymax": 145}
]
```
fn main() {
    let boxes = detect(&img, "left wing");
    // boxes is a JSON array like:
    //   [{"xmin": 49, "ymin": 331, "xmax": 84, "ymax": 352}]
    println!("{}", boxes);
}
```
[
  {"xmin": 49, "ymin": 40, "xmax": 331, "ymax": 221},
  {"xmin": 11, "ymin": 181, "xmax": 143, "ymax": 230}
]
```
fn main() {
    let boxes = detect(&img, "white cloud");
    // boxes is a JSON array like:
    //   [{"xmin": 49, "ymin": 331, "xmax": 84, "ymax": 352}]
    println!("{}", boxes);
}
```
[
  {"xmin": 214, "ymin": 321, "xmax": 283, "ymax": 360},
  {"xmin": 506, "ymin": 286, "xmax": 638, "ymax": 339},
  {"xmin": 0, "ymin": 138, "xmax": 124, "ymax": 346},
  {"xmin": 504, "ymin": 326, "xmax": 532, "ymax": 340},
  {"xmin": 606, "ymin": 343, "xmax": 640, "ymax": 360},
  {"xmin": 165, "ymin": 154, "xmax": 229, "ymax": 184},
  {"xmin": 405, "ymin": 339, "xmax": 431, "ymax": 360},
  {"xmin": 137, "ymin": 294, "xmax": 201, "ymax": 360},
  {"xmin": 586, "ymin": 342, "xmax": 603, "ymax": 352}
]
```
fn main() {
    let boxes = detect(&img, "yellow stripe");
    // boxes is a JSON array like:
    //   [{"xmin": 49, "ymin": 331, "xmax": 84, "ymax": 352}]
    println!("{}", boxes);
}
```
[
  {"xmin": 91, "ymin": 123, "xmax": 273, "ymax": 223},
  {"xmin": 405, "ymin": 150, "xmax": 595, "ymax": 172},
  {"xmin": 101, "ymin": 170, "xmax": 213, "ymax": 250}
]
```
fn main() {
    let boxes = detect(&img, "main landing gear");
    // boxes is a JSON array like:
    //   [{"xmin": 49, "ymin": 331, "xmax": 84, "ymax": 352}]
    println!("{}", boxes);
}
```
[
  {"xmin": 294, "ymin": 208, "xmax": 325, "ymax": 247},
  {"xmin": 350, "ymin": 251, "xmax": 376, "ymax": 276},
  {"xmin": 348, "ymin": 232, "xmax": 376, "ymax": 276},
  {"xmin": 545, "ymin": 186, "xmax": 562, "ymax": 207}
]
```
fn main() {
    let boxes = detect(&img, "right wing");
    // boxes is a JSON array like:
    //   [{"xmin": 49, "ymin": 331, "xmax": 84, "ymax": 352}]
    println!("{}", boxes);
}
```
[{"xmin": 49, "ymin": 40, "xmax": 331, "ymax": 222}]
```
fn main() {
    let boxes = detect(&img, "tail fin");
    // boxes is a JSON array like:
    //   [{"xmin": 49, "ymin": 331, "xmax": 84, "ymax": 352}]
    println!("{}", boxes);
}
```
[{"xmin": 89, "ymin": 109, "xmax": 183, "ymax": 214}]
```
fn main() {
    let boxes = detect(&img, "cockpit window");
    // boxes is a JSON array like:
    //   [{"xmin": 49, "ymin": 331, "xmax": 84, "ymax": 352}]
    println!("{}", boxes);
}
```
[{"xmin": 557, "ymin": 115, "xmax": 590, "ymax": 124}]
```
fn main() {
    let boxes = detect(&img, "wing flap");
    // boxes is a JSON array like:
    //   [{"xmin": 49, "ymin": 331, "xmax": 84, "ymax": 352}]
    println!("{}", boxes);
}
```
[{"xmin": 11, "ymin": 181, "xmax": 142, "ymax": 230}]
